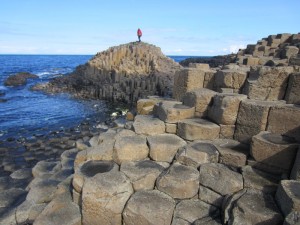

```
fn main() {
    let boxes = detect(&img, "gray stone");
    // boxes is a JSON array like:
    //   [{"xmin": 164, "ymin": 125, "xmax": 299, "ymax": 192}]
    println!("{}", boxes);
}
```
[
  {"xmin": 214, "ymin": 69, "xmax": 248, "ymax": 92},
  {"xmin": 120, "ymin": 160, "xmax": 164, "ymax": 191},
  {"xmin": 199, "ymin": 185, "xmax": 223, "ymax": 208},
  {"xmin": 123, "ymin": 190, "xmax": 175, "ymax": 225},
  {"xmin": 242, "ymin": 165, "xmax": 281, "ymax": 194},
  {"xmin": 176, "ymin": 141, "xmax": 219, "ymax": 168},
  {"xmin": 157, "ymin": 163, "xmax": 199, "ymax": 199},
  {"xmin": 133, "ymin": 115, "xmax": 165, "ymax": 135},
  {"xmin": 172, "ymin": 199, "xmax": 219, "ymax": 225},
  {"xmin": 208, "ymin": 93, "xmax": 247, "ymax": 125},
  {"xmin": 155, "ymin": 101, "xmax": 195, "ymax": 123},
  {"xmin": 148, "ymin": 133, "xmax": 186, "ymax": 163},
  {"xmin": 86, "ymin": 138, "xmax": 115, "ymax": 161},
  {"xmin": 177, "ymin": 118, "xmax": 220, "ymax": 141},
  {"xmin": 276, "ymin": 180, "xmax": 300, "ymax": 216},
  {"xmin": 82, "ymin": 171, "xmax": 133, "ymax": 225},
  {"xmin": 290, "ymin": 147, "xmax": 300, "ymax": 180},
  {"xmin": 113, "ymin": 134, "xmax": 149, "ymax": 165},
  {"xmin": 234, "ymin": 99, "xmax": 284, "ymax": 143},
  {"xmin": 250, "ymin": 131, "xmax": 299, "ymax": 171},
  {"xmin": 16, "ymin": 200, "xmax": 46, "ymax": 225},
  {"xmin": 32, "ymin": 160, "xmax": 61, "ymax": 178},
  {"xmin": 225, "ymin": 189, "xmax": 283, "ymax": 225},
  {"xmin": 285, "ymin": 73, "xmax": 300, "ymax": 104},
  {"xmin": 199, "ymin": 163, "xmax": 243, "ymax": 196},
  {"xmin": 283, "ymin": 211, "xmax": 300, "ymax": 225},
  {"xmin": 267, "ymin": 104, "xmax": 300, "ymax": 142},
  {"xmin": 282, "ymin": 46, "xmax": 299, "ymax": 59},
  {"xmin": 182, "ymin": 88, "xmax": 217, "ymax": 117},
  {"xmin": 212, "ymin": 139, "xmax": 249, "ymax": 168},
  {"xmin": 10, "ymin": 168, "xmax": 32, "ymax": 180}
]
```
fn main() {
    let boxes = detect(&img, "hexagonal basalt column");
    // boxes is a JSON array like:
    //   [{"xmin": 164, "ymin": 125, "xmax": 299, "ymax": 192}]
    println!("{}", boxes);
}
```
[
  {"xmin": 120, "ymin": 160, "xmax": 165, "ymax": 191},
  {"xmin": 156, "ymin": 163, "xmax": 199, "ymax": 199},
  {"xmin": 250, "ymin": 131, "xmax": 299, "ymax": 172},
  {"xmin": 82, "ymin": 170, "xmax": 133, "ymax": 225},
  {"xmin": 72, "ymin": 160, "xmax": 119, "ymax": 204},
  {"xmin": 123, "ymin": 190, "xmax": 175, "ymax": 225},
  {"xmin": 176, "ymin": 141, "xmax": 219, "ymax": 168},
  {"xmin": 177, "ymin": 118, "xmax": 220, "ymax": 141}
]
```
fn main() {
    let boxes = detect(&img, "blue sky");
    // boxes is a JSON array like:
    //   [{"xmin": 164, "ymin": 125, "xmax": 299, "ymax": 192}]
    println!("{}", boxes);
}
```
[{"xmin": 0, "ymin": 0, "xmax": 299, "ymax": 55}]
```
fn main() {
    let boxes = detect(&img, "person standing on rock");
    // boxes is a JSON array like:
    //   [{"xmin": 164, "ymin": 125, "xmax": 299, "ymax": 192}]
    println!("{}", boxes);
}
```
[{"xmin": 137, "ymin": 28, "xmax": 142, "ymax": 42}]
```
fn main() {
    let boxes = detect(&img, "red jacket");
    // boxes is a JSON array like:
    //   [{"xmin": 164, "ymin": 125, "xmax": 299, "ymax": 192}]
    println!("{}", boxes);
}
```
[{"xmin": 137, "ymin": 29, "xmax": 142, "ymax": 36}]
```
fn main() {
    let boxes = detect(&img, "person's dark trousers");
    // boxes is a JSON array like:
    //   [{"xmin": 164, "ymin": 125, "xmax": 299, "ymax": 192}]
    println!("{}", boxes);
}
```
[{"xmin": 138, "ymin": 36, "xmax": 141, "ymax": 42}]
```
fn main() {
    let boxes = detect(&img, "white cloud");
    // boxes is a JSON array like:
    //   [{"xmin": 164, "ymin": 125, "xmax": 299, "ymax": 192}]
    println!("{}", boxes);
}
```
[{"xmin": 229, "ymin": 44, "xmax": 246, "ymax": 53}]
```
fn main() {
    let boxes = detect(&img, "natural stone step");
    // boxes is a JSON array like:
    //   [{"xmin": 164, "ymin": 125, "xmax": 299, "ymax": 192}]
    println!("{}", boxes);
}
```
[
  {"xmin": 223, "ymin": 189, "xmax": 283, "ymax": 225},
  {"xmin": 250, "ymin": 131, "xmax": 299, "ymax": 172},
  {"xmin": 123, "ymin": 190, "xmax": 175, "ymax": 225},
  {"xmin": 155, "ymin": 100, "xmax": 195, "ymax": 123},
  {"xmin": 177, "ymin": 118, "xmax": 220, "ymax": 141},
  {"xmin": 147, "ymin": 133, "xmax": 186, "ymax": 163},
  {"xmin": 290, "ymin": 147, "xmax": 300, "ymax": 180},
  {"xmin": 133, "ymin": 115, "xmax": 165, "ymax": 135},
  {"xmin": 156, "ymin": 163, "xmax": 199, "ymax": 199},
  {"xmin": 82, "ymin": 171, "xmax": 133, "ymax": 225},
  {"xmin": 276, "ymin": 180, "xmax": 300, "ymax": 216},
  {"xmin": 120, "ymin": 160, "xmax": 164, "ymax": 191},
  {"xmin": 182, "ymin": 88, "xmax": 217, "ymax": 117},
  {"xmin": 175, "ymin": 141, "xmax": 219, "ymax": 168},
  {"xmin": 212, "ymin": 139, "xmax": 249, "ymax": 168}
]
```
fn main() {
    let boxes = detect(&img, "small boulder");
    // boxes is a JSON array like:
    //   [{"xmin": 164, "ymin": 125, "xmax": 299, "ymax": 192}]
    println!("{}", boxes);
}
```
[{"xmin": 133, "ymin": 115, "xmax": 165, "ymax": 135}]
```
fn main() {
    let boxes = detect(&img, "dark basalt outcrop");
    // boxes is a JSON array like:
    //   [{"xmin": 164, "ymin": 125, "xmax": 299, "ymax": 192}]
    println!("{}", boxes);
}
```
[
  {"xmin": 34, "ymin": 42, "xmax": 181, "ymax": 104},
  {"xmin": 179, "ymin": 54, "xmax": 237, "ymax": 68},
  {"xmin": 4, "ymin": 72, "xmax": 38, "ymax": 86}
]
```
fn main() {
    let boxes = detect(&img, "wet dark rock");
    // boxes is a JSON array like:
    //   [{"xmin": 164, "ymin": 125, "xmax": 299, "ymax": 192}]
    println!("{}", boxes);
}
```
[{"xmin": 4, "ymin": 72, "xmax": 38, "ymax": 86}]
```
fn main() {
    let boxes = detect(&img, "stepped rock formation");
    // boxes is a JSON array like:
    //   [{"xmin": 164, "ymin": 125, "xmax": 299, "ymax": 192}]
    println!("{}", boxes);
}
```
[{"xmin": 35, "ymin": 42, "xmax": 181, "ymax": 104}]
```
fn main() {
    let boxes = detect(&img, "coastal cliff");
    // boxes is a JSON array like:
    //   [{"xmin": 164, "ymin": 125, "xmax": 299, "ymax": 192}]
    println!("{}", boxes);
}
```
[{"xmin": 35, "ymin": 42, "xmax": 181, "ymax": 104}]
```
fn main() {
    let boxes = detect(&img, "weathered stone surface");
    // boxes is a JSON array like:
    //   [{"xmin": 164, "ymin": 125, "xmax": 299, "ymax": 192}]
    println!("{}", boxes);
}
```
[
  {"xmin": 199, "ymin": 163, "xmax": 243, "ymax": 196},
  {"xmin": 133, "ymin": 115, "xmax": 165, "ymax": 135},
  {"xmin": 86, "ymin": 138, "xmax": 115, "ymax": 161},
  {"xmin": 172, "ymin": 199, "xmax": 219, "ymax": 225},
  {"xmin": 189, "ymin": 63, "xmax": 210, "ymax": 70},
  {"xmin": 156, "ymin": 163, "xmax": 199, "ymax": 199},
  {"xmin": 26, "ymin": 178, "xmax": 60, "ymax": 204},
  {"xmin": 33, "ymin": 191, "xmax": 81, "ymax": 225},
  {"xmin": 244, "ymin": 66, "xmax": 294, "ymax": 101},
  {"xmin": 16, "ymin": 200, "xmax": 46, "ymax": 225},
  {"xmin": 177, "ymin": 118, "xmax": 220, "ymax": 141},
  {"xmin": 176, "ymin": 141, "xmax": 219, "ymax": 168},
  {"xmin": 120, "ymin": 160, "xmax": 164, "ymax": 191},
  {"xmin": 10, "ymin": 168, "xmax": 32, "ymax": 180},
  {"xmin": 182, "ymin": 88, "xmax": 217, "ymax": 117},
  {"xmin": 212, "ymin": 139, "xmax": 249, "ymax": 167},
  {"xmin": 123, "ymin": 190, "xmax": 175, "ymax": 225},
  {"xmin": 247, "ymin": 157, "xmax": 288, "ymax": 176},
  {"xmin": 250, "ymin": 131, "xmax": 299, "ymax": 171},
  {"xmin": 284, "ymin": 211, "xmax": 300, "ymax": 225},
  {"xmin": 276, "ymin": 180, "xmax": 300, "ymax": 216},
  {"xmin": 242, "ymin": 165, "xmax": 281, "ymax": 193},
  {"xmin": 224, "ymin": 189, "xmax": 283, "ymax": 225},
  {"xmin": 199, "ymin": 185, "xmax": 223, "ymax": 208},
  {"xmin": 219, "ymin": 124, "xmax": 235, "ymax": 139},
  {"xmin": 208, "ymin": 93, "xmax": 247, "ymax": 125},
  {"xmin": 73, "ymin": 160, "xmax": 119, "ymax": 193},
  {"xmin": 148, "ymin": 133, "xmax": 186, "ymax": 163},
  {"xmin": 173, "ymin": 68, "xmax": 205, "ymax": 101},
  {"xmin": 155, "ymin": 101, "xmax": 195, "ymax": 123},
  {"xmin": 113, "ymin": 134, "xmax": 149, "ymax": 165},
  {"xmin": 32, "ymin": 160, "xmax": 61, "ymax": 178},
  {"xmin": 234, "ymin": 99, "xmax": 284, "ymax": 143},
  {"xmin": 243, "ymin": 56, "xmax": 260, "ymax": 66},
  {"xmin": 282, "ymin": 46, "xmax": 299, "ymax": 59},
  {"xmin": 165, "ymin": 122, "xmax": 177, "ymax": 134},
  {"xmin": 214, "ymin": 69, "xmax": 248, "ymax": 92},
  {"xmin": 137, "ymin": 98, "xmax": 157, "ymax": 115},
  {"xmin": 82, "ymin": 171, "xmax": 133, "ymax": 225},
  {"xmin": 193, "ymin": 217, "xmax": 222, "ymax": 225},
  {"xmin": 285, "ymin": 73, "xmax": 300, "ymax": 104},
  {"xmin": 267, "ymin": 105, "xmax": 300, "ymax": 142},
  {"xmin": 4, "ymin": 72, "xmax": 38, "ymax": 86},
  {"xmin": 290, "ymin": 147, "xmax": 300, "ymax": 180}
]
